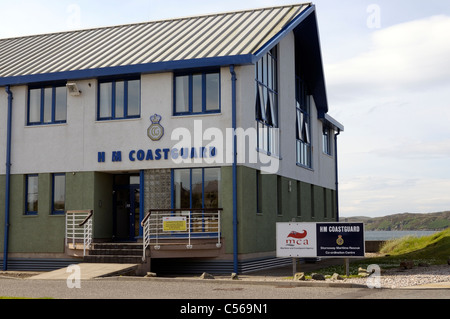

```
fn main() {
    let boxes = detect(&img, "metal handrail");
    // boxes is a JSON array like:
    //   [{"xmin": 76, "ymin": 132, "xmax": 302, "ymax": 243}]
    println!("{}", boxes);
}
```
[
  {"xmin": 65, "ymin": 210, "xmax": 93, "ymax": 257},
  {"xmin": 141, "ymin": 211, "xmax": 151, "ymax": 227},
  {"xmin": 142, "ymin": 211, "xmax": 151, "ymax": 261},
  {"xmin": 141, "ymin": 208, "xmax": 223, "ymax": 261},
  {"xmin": 79, "ymin": 210, "xmax": 93, "ymax": 227}
]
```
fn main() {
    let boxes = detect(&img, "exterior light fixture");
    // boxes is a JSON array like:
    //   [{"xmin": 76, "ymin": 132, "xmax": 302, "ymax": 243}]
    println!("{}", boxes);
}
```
[{"xmin": 66, "ymin": 82, "xmax": 81, "ymax": 96}]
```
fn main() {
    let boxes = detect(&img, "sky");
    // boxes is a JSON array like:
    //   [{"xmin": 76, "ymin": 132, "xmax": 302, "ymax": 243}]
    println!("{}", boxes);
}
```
[{"xmin": 1, "ymin": 0, "xmax": 450, "ymax": 218}]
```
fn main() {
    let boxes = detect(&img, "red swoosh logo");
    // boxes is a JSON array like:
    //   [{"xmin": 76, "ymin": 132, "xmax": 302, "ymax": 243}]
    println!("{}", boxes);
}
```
[{"xmin": 288, "ymin": 230, "xmax": 307, "ymax": 239}]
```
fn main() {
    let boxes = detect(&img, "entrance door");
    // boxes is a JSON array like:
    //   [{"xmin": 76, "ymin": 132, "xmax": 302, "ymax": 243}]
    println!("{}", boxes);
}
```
[{"xmin": 113, "ymin": 175, "xmax": 140, "ymax": 241}]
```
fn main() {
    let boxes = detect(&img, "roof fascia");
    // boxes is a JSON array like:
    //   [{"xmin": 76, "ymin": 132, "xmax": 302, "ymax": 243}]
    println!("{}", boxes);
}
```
[
  {"xmin": 319, "ymin": 113, "xmax": 345, "ymax": 132},
  {"xmin": 251, "ymin": 4, "xmax": 315, "ymax": 63},
  {"xmin": 0, "ymin": 54, "xmax": 254, "ymax": 86},
  {"xmin": 294, "ymin": 8, "xmax": 329, "ymax": 114}
]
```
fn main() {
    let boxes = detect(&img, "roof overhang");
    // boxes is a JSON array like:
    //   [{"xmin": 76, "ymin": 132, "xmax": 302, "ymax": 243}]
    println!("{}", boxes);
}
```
[
  {"xmin": 0, "ymin": 4, "xmax": 320, "ymax": 88},
  {"xmin": 320, "ymin": 113, "xmax": 345, "ymax": 132},
  {"xmin": 293, "ymin": 6, "xmax": 329, "ymax": 115}
]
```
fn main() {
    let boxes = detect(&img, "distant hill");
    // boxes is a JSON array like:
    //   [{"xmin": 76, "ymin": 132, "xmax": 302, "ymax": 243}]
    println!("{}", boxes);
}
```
[{"xmin": 342, "ymin": 211, "xmax": 450, "ymax": 231}]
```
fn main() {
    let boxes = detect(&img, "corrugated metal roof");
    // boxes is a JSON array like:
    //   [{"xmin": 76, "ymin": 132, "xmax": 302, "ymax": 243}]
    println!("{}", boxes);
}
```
[{"xmin": 0, "ymin": 3, "xmax": 311, "ymax": 82}]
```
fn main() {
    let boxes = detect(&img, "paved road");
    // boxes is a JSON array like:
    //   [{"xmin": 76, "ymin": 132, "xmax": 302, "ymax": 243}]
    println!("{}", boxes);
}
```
[{"xmin": 1, "ymin": 276, "xmax": 449, "ymax": 300}]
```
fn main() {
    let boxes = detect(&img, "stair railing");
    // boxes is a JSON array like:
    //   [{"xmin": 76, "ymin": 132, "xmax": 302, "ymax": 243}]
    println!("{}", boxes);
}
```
[
  {"xmin": 141, "ymin": 211, "xmax": 152, "ymax": 261},
  {"xmin": 66, "ymin": 210, "xmax": 93, "ymax": 257},
  {"xmin": 141, "ymin": 208, "xmax": 222, "ymax": 260}
]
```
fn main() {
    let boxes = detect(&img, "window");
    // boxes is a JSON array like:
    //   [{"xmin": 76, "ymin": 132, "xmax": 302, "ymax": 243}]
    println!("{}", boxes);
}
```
[
  {"xmin": 26, "ymin": 175, "xmax": 39, "ymax": 215},
  {"xmin": 297, "ymin": 181, "xmax": 302, "ymax": 218},
  {"xmin": 173, "ymin": 168, "xmax": 221, "ymax": 209},
  {"xmin": 256, "ymin": 170, "xmax": 262, "ymax": 214},
  {"xmin": 98, "ymin": 78, "xmax": 140, "ymax": 120},
  {"xmin": 28, "ymin": 85, "xmax": 67, "ymax": 125},
  {"xmin": 296, "ymin": 77, "xmax": 312, "ymax": 168},
  {"xmin": 174, "ymin": 70, "xmax": 221, "ymax": 115},
  {"xmin": 323, "ymin": 126, "xmax": 332, "ymax": 155},
  {"xmin": 277, "ymin": 176, "xmax": 282, "ymax": 216},
  {"xmin": 256, "ymin": 47, "xmax": 279, "ymax": 156},
  {"xmin": 52, "ymin": 174, "xmax": 66, "ymax": 215}
]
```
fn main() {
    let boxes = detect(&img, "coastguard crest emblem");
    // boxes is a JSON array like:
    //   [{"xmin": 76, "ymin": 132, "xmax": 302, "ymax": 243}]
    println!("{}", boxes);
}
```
[
  {"xmin": 336, "ymin": 235, "xmax": 344, "ymax": 246},
  {"xmin": 148, "ymin": 114, "xmax": 164, "ymax": 141}
]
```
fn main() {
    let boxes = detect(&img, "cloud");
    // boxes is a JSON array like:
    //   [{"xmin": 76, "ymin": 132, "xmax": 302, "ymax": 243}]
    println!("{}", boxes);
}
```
[
  {"xmin": 326, "ymin": 14, "xmax": 450, "ymax": 217},
  {"xmin": 339, "ymin": 176, "xmax": 450, "ymax": 217},
  {"xmin": 374, "ymin": 139, "xmax": 450, "ymax": 160},
  {"xmin": 326, "ymin": 15, "xmax": 450, "ymax": 98}
]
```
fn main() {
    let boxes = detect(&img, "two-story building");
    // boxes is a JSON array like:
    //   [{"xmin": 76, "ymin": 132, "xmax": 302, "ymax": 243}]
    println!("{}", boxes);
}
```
[{"xmin": 0, "ymin": 3, "xmax": 343, "ymax": 274}]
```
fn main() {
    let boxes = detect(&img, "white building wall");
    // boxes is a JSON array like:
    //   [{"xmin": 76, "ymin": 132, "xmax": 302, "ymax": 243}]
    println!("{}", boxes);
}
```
[
  {"xmin": 1, "ymin": 30, "xmax": 336, "ymax": 191},
  {"xmin": 235, "ymin": 31, "xmax": 337, "ymax": 190},
  {"xmin": 3, "ymin": 69, "xmax": 234, "ymax": 175}
]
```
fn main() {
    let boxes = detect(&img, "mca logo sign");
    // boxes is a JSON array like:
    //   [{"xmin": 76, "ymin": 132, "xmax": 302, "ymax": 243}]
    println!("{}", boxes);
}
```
[
  {"xmin": 285, "ymin": 230, "xmax": 309, "ymax": 246},
  {"xmin": 276, "ymin": 223, "xmax": 317, "ymax": 257}
]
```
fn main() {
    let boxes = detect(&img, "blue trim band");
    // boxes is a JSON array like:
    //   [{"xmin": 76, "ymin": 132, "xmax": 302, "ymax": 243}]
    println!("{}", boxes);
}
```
[{"xmin": 0, "ymin": 55, "xmax": 254, "ymax": 87}]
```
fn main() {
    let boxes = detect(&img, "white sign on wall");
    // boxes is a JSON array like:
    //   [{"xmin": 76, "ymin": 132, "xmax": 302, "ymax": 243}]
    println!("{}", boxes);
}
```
[{"xmin": 276, "ymin": 223, "xmax": 317, "ymax": 258}]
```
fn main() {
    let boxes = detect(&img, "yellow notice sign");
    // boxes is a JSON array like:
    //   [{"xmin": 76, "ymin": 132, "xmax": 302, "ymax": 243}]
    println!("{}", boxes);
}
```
[{"xmin": 163, "ymin": 217, "xmax": 187, "ymax": 232}]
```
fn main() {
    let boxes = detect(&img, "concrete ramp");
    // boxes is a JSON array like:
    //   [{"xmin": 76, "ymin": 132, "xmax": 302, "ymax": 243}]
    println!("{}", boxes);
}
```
[{"xmin": 28, "ymin": 263, "xmax": 138, "ymax": 280}]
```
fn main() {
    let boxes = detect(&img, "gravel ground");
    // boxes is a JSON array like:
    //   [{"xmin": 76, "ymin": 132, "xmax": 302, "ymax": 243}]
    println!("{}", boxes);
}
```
[{"xmin": 342, "ymin": 265, "xmax": 450, "ymax": 288}]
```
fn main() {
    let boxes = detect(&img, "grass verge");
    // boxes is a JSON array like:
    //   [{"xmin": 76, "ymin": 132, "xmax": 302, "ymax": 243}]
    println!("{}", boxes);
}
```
[{"xmin": 311, "ymin": 228, "xmax": 450, "ymax": 276}]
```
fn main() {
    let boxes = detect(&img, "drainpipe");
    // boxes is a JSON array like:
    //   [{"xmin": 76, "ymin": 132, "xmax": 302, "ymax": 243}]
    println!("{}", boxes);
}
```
[
  {"xmin": 334, "ymin": 129, "xmax": 341, "ymax": 222},
  {"xmin": 3, "ymin": 85, "xmax": 13, "ymax": 271},
  {"xmin": 229, "ymin": 65, "xmax": 238, "ymax": 274}
]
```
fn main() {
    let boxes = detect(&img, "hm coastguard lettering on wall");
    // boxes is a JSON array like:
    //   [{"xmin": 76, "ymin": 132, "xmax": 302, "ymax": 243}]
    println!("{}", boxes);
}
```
[{"xmin": 148, "ymin": 114, "xmax": 164, "ymax": 141}]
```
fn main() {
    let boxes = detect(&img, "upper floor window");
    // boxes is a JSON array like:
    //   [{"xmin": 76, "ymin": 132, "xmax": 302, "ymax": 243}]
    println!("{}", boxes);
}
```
[
  {"xmin": 323, "ymin": 126, "xmax": 332, "ymax": 156},
  {"xmin": 98, "ymin": 78, "xmax": 140, "ymax": 120},
  {"xmin": 255, "ymin": 47, "xmax": 279, "ymax": 156},
  {"xmin": 296, "ymin": 77, "xmax": 312, "ymax": 168},
  {"xmin": 28, "ymin": 84, "xmax": 67, "ymax": 125},
  {"xmin": 174, "ymin": 70, "xmax": 220, "ymax": 115}
]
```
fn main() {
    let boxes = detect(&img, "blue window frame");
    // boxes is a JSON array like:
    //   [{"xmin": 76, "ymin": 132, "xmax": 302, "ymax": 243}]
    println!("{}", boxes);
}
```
[
  {"xmin": 173, "ymin": 70, "xmax": 221, "ymax": 115},
  {"xmin": 27, "ymin": 84, "xmax": 67, "ymax": 125},
  {"xmin": 98, "ymin": 77, "xmax": 141, "ymax": 120},
  {"xmin": 172, "ymin": 168, "xmax": 221, "ymax": 209},
  {"xmin": 323, "ymin": 126, "xmax": 332, "ymax": 156},
  {"xmin": 52, "ymin": 173, "xmax": 66, "ymax": 215},
  {"xmin": 255, "ymin": 47, "xmax": 279, "ymax": 157},
  {"xmin": 256, "ymin": 170, "xmax": 262, "ymax": 215},
  {"xmin": 25, "ymin": 174, "xmax": 39, "ymax": 215},
  {"xmin": 296, "ymin": 76, "xmax": 312, "ymax": 168}
]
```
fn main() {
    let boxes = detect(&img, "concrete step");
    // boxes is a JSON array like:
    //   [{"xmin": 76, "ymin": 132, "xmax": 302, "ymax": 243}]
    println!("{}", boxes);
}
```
[
  {"xmin": 84, "ymin": 255, "xmax": 143, "ymax": 264},
  {"xmin": 84, "ymin": 243, "xmax": 144, "ymax": 264},
  {"xmin": 92, "ymin": 243, "xmax": 142, "ymax": 250},
  {"xmin": 89, "ymin": 249, "xmax": 142, "ymax": 256}
]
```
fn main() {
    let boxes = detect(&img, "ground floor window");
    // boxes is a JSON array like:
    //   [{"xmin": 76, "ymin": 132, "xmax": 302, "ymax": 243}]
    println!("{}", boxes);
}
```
[
  {"xmin": 173, "ymin": 168, "xmax": 220, "ymax": 209},
  {"xmin": 26, "ymin": 174, "xmax": 39, "ymax": 215},
  {"xmin": 52, "ymin": 173, "xmax": 66, "ymax": 215}
]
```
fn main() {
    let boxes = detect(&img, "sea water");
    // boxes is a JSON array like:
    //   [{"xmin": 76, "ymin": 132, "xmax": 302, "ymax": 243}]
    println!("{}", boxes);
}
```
[{"xmin": 365, "ymin": 230, "xmax": 438, "ymax": 241}]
